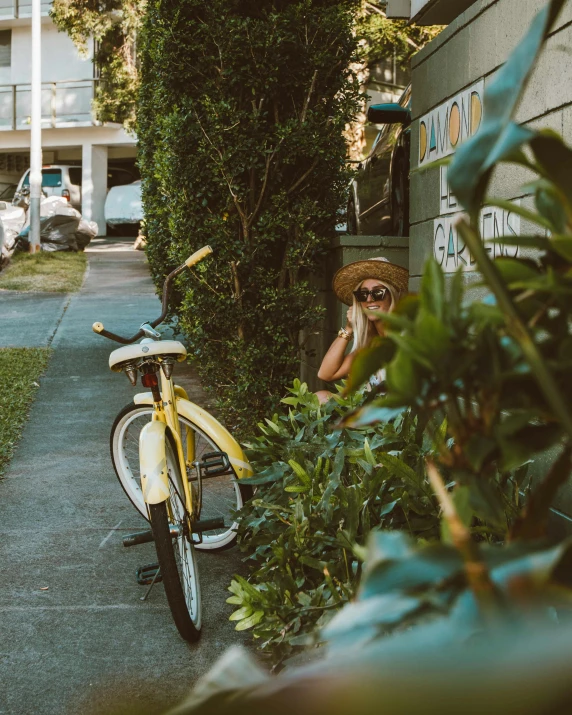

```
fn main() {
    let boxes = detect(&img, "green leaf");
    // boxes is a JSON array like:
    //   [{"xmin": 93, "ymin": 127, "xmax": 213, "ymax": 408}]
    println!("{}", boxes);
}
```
[
  {"xmin": 530, "ymin": 130, "xmax": 572, "ymax": 212},
  {"xmin": 551, "ymin": 236, "xmax": 572, "ymax": 261},
  {"xmin": 376, "ymin": 453, "xmax": 421, "ymax": 490},
  {"xmin": 363, "ymin": 438, "xmax": 376, "ymax": 467},
  {"xmin": 284, "ymin": 484, "xmax": 310, "ymax": 493},
  {"xmin": 535, "ymin": 185, "xmax": 567, "ymax": 232},
  {"xmin": 341, "ymin": 401, "xmax": 407, "ymax": 428},
  {"xmin": 322, "ymin": 593, "xmax": 422, "ymax": 642},
  {"xmin": 229, "ymin": 606, "xmax": 253, "ymax": 621},
  {"xmin": 241, "ymin": 462, "xmax": 289, "ymax": 485},
  {"xmin": 420, "ymin": 258, "xmax": 445, "ymax": 321},
  {"xmin": 235, "ymin": 610, "xmax": 264, "ymax": 631},
  {"xmin": 385, "ymin": 349, "xmax": 420, "ymax": 400},
  {"xmin": 360, "ymin": 533, "xmax": 463, "ymax": 598},
  {"xmin": 288, "ymin": 459, "xmax": 311, "ymax": 486},
  {"xmin": 414, "ymin": 308, "xmax": 452, "ymax": 365},
  {"xmin": 494, "ymin": 258, "xmax": 539, "ymax": 286}
]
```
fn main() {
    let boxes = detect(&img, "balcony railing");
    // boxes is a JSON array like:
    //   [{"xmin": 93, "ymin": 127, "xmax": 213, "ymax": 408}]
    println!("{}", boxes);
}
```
[
  {"xmin": 0, "ymin": 0, "xmax": 52, "ymax": 18},
  {"xmin": 0, "ymin": 79, "xmax": 96, "ymax": 129}
]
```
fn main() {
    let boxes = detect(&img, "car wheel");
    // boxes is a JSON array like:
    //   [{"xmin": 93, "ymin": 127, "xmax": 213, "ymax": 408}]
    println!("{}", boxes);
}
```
[
  {"xmin": 347, "ymin": 196, "xmax": 358, "ymax": 235},
  {"xmin": 391, "ymin": 157, "xmax": 409, "ymax": 237}
]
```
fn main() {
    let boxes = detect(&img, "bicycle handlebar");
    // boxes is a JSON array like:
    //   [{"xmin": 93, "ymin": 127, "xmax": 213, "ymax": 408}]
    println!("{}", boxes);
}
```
[{"xmin": 92, "ymin": 245, "xmax": 213, "ymax": 344}]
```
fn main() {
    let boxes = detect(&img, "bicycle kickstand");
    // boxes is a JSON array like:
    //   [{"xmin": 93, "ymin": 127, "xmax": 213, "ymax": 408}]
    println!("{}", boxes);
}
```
[{"xmin": 140, "ymin": 565, "xmax": 161, "ymax": 602}]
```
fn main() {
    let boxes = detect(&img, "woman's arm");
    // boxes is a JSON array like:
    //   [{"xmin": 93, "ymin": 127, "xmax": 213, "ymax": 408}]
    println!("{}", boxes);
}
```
[{"xmin": 317, "ymin": 308, "xmax": 355, "ymax": 382}]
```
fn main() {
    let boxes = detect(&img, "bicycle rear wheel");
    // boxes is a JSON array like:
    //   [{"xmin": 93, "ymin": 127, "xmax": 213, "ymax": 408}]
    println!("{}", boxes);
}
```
[
  {"xmin": 110, "ymin": 403, "xmax": 251, "ymax": 550},
  {"xmin": 150, "ymin": 434, "xmax": 201, "ymax": 641}
]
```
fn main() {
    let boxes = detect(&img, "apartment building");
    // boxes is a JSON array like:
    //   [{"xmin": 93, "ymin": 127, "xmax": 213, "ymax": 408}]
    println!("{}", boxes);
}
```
[{"xmin": 0, "ymin": 0, "xmax": 137, "ymax": 234}]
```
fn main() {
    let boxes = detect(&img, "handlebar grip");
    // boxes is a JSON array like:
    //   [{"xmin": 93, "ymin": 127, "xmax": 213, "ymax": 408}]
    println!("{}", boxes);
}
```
[
  {"xmin": 93, "ymin": 322, "xmax": 104, "ymax": 334},
  {"xmin": 184, "ymin": 245, "xmax": 213, "ymax": 269}
]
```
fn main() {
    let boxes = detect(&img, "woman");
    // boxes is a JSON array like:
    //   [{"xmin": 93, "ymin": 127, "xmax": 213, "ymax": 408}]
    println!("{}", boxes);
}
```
[{"xmin": 316, "ymin": 256, "xmax": 408, "ymax": 404}]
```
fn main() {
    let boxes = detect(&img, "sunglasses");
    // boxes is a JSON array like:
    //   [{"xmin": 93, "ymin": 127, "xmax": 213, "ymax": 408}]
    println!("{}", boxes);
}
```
[{"xmin": 353, "ymin": 287, "xmax": 389, "ymax": 302}]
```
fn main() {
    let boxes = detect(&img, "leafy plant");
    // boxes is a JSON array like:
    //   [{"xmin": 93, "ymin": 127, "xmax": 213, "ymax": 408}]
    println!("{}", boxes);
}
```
[{"xmin": 228, "ymin": 379, "xmax": 440, "ymax": 664}]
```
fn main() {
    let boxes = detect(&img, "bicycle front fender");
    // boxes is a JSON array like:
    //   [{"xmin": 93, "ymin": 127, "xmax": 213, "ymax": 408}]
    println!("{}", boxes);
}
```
[
  {"xmin": 139, "ymin": 420, "xmax": 171, "ymax": 504},
  {"xmin": 133, "ymin": 391, "xmax": 253, "ymax": 479}
]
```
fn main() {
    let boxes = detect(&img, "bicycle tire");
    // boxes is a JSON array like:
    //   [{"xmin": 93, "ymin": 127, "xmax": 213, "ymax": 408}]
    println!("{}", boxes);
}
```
[
  {"xmin": 110, "ymin": 403, "xmax": 252, "ymax": 551},
  {"xmin": 149, "ymin": 433, "xmax": 201, "ymax": 641}
]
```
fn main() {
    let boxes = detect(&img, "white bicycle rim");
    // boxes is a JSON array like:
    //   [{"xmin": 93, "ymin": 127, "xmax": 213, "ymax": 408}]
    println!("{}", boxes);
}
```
[{"xmin": 111, "ymin": 405, "xmax": 244, "ymax": 550}]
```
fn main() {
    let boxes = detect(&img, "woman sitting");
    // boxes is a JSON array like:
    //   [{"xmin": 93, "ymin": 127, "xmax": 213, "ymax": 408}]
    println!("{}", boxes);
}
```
[{"xmin": 316, "ymin": 256, "xmax": 408, "ymax": 404}]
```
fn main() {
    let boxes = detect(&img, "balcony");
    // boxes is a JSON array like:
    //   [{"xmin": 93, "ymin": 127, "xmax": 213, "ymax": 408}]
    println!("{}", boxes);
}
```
[
  {"xmin": 0, "ymin": 79, "xmax": 96, "ymax": 129},
  {"xmin": 387, "ymin": 0, "xmax": 477, "ymax": 25},
  {"xmin": 0, "ymin": 0, "xmax": 52, "ymax": 19}
]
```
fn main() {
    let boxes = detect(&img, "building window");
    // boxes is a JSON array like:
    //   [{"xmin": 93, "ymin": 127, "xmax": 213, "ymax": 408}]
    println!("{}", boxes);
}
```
[{"xmin": 0, "ymin": 31, "xmax": 11, "ymax": 69}]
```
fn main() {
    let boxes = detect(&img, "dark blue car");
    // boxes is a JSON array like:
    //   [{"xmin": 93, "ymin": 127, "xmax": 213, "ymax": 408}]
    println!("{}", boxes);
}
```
[{"xmin": 348, "ymin": 85, "xmax": 411, "ymax": 237}]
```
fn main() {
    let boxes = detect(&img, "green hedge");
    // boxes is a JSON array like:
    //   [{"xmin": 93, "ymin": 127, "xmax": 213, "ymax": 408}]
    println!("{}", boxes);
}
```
[{"xmin": 138, "ymin": 0, "xmax": 360, "ymax": 430}]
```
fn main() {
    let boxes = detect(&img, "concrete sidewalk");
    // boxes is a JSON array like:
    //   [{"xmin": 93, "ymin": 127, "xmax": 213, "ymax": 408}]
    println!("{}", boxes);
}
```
[{"xmin": 0, "ymin": 240, "xmax": 246, "ymax": 715}]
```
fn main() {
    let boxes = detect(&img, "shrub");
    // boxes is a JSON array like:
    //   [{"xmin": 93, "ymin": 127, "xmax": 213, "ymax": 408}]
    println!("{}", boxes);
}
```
[
  {"xmin": 137, "ymin": 0, "xmax": 361, "ymax": 431},
  {"xmin": 229, "ymin": 379, "xmax": 441, "ymax": 664}
]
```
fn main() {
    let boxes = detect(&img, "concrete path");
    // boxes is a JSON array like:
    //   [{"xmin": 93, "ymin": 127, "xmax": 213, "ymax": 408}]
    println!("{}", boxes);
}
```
[
  {"xmin": 0, "ymin": 240, "xmax": 247, "ymax": 715},
  {"xmin": 0, "ymin": 291, "xmax": 69, "ymax": 348}
]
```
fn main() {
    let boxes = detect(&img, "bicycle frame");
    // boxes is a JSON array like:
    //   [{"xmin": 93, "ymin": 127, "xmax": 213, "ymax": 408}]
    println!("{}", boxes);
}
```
[{"xmin": 137, "ymin": 367, "xmax": 252, "ymax": 520}]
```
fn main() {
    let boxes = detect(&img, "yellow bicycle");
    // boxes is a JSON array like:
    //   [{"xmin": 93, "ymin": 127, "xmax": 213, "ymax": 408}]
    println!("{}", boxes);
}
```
[{"xmin": 93, "ymin": 246, "xmax": 252, "ymax": 641}]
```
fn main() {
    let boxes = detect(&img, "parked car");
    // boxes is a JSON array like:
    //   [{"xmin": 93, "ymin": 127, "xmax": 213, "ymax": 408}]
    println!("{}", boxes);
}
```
[
  {"xmin": 16, "ymin": 165, "xmax": 135, "ymax": 211},
  {"xmin": 104, "ymin": 180, "xmax": 143, "ymax": 231},
  {"xmin": 348, "ymin": 85, "xmax": 411, "ymax": 237}
]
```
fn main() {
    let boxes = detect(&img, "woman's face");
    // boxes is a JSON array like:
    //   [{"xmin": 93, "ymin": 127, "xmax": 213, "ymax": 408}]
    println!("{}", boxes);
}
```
[{"xmin": 357, "ymin": 278, "xmax": 392, "ymax": 321}]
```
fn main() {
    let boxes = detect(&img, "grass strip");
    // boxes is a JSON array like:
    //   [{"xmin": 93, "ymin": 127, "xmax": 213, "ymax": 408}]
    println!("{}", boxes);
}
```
[
  {"xmin": 0, "ymin": 348, "xmax": 52, "ymax": 477},
  {"xmin": 0, "ymin": 252, "xmax": 87, "ymax": 292}
]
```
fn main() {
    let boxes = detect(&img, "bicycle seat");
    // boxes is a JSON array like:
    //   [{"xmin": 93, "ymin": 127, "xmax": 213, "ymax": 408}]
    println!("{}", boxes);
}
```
[{"xmin": 109, "ymin": 340, "xmax": 187, "ymax": 372}]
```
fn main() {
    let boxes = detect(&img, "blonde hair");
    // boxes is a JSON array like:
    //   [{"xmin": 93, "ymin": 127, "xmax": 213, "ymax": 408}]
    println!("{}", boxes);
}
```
[{"xmin": 350, "ymin": 279, "xmax": 401, "ymax": 352}]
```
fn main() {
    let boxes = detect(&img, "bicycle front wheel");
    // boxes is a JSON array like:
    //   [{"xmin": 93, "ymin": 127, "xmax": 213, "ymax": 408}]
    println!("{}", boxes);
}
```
[
  {"xmin": 110, "ymin": 403, "xmax": 251, "ymax": 551},
  {"xmin": 150, "ymin": 434, "xmax": 201, "ymax": 641}
]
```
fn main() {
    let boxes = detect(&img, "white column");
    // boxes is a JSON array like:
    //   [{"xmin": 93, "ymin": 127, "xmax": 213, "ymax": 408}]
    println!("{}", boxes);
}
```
[
  {"xmin": 81, "ymin": 143, "xmax": 108, "ymax": 236},
  {"xmin": 29, "ymin": 0, "xmax": 42, "ymax": 251}
]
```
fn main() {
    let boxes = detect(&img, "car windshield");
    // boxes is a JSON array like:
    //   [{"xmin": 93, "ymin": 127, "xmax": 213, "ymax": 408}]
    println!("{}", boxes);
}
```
[
  {"xmin": 0, "ymin": 183, "xmax": 16, "ymax": 200},
  {"xmin": 108, "ymin": 169, "xmax": 134, "ymax": 188},
  {"xmin": 23, "ymin": 169, "xmax": 63, "ymax": 188}
]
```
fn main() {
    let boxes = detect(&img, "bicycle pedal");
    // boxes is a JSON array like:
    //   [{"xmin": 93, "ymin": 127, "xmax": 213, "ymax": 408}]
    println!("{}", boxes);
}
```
[
  {"xmin": 136, "ymin": 563, "xmax": 162, "ymax": 586},
  {"xmin": 201, "ymin": 450, "xmax": 232, "ymax": 477}
]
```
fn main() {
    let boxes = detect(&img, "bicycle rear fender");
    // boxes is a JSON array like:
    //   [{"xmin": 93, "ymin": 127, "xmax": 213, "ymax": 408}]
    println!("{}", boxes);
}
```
[
  {"xmin": 139, "ymin": 420, "xmax": 171, "ymax": 504},
  {"xmin": 133, "ymin": 391, "xmax": 253, "ymax": 479}
]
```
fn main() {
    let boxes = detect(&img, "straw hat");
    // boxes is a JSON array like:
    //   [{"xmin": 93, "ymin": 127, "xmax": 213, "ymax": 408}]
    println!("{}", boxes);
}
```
[{"xmin": 332, "ymin": 257, "xmax": 409, "ymax": 305}]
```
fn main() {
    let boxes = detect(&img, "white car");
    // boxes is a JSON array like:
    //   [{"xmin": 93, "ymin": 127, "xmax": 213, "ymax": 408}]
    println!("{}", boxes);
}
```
[{"xmin": 104, "ymin": 180, "xmax": 143, "ymax": 227}]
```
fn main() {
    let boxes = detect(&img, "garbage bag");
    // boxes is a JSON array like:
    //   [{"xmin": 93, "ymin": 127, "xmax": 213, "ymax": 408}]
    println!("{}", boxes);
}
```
[
  {"xmin": 40, "ymin": 214, "xmax": 81, "ymax": 251},
  {"xmin": 75, "ymin": 219, "xmax": 97, "ymax": 250},
  {"xmin": 39, "ymin": 196, "xmax": 81, "ymax": 219},
  {"xmin": 15, "ymin": 214, "xmax": 82, "ymax": 252}
]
